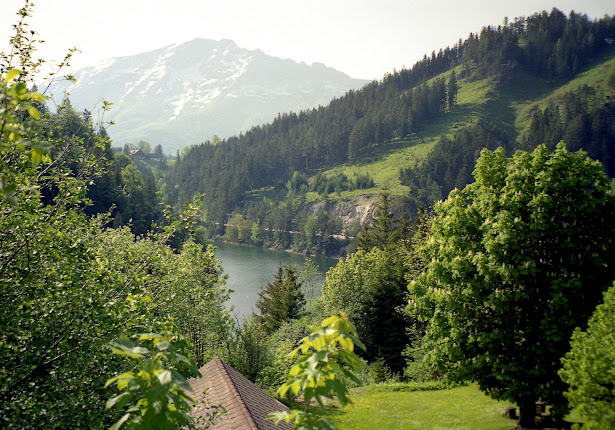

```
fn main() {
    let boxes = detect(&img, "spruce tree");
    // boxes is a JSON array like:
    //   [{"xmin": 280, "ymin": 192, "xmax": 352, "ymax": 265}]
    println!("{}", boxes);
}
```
[
  {"xmin": 447, "ymin": 69, "xmax": 458, "ymax": 110},
  {"xmin": 256, "ymin": 266, "xmax": 305, "ymax": 333},
  {"xmin": 358, "ymin": 190, "xmax": 405, "ymax": 251}
]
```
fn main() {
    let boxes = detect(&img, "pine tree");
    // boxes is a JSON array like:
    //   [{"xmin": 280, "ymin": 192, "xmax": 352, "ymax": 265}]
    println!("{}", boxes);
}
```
[
  {"xmin": 256, "ymin": 266, "xmax": 305, "ymax": 333},
  {"xmin": 447, "ymin": 69, "xmax": 458, "ymax": 110},
  {"xmin": 358, "ymin": 190, "xmax": 404, "ymax": 251}
]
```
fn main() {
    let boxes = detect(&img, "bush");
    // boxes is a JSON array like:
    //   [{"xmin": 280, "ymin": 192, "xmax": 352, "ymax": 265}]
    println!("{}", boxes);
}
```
[{"xmin": 218, "ymin": 318, "xmax": 271, "ymax": 382}]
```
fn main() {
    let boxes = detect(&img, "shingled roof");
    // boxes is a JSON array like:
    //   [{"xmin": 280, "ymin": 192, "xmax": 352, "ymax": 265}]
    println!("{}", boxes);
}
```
[{"xmin": 188, "ymin": 357, "xmax": 293, "ymax": 430}]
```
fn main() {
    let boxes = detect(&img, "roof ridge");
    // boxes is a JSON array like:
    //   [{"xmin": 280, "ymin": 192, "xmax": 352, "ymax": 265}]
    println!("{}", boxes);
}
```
[{"xmin": 214, "ymin": 357, "xmax": 259, "ymax": 430}]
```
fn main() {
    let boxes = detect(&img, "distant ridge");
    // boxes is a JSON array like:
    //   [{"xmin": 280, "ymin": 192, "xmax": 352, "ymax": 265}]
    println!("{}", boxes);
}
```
[{"xmin": 47, "ymin": 38, "xmax": 369, "ymax": 152}]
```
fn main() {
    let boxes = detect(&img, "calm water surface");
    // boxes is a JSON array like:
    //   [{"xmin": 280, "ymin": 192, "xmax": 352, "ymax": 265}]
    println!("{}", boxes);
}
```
[{"xmin": 212, "ymin": 242, "xmax": 338, "ymax": 317}]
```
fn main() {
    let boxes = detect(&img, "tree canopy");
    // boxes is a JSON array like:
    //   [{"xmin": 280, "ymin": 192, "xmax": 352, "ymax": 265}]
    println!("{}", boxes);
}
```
[
  {"xmin": 408, "ymin": 143, "xmax": 615, "ymax": 426},
  {"xmin": 560, "ymin": 283, "xmax": 615, "ymax": 428}
]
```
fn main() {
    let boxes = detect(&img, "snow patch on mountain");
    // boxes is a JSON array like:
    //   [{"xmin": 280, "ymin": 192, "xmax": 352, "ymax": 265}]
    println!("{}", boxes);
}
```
[{"xmin": 47, "ymin": 38, "xmax": 370, "ymax": 152}]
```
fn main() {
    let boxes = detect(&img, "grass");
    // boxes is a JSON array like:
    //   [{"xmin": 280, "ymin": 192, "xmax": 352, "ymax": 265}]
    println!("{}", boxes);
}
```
[
  {"xmin": 323, "ymin": 137, "xmax": 436, "ymax": 198},
  {"xmin": 258, "ymin": 50, "xmax": 615, "ymax": 205},
  {"xmin": 512, "ymin": 47, "xmax": 615, "ymax": 135},
  {"xmin": 321, "ymin": 384, "xmax": 517, "ymax": 430}
]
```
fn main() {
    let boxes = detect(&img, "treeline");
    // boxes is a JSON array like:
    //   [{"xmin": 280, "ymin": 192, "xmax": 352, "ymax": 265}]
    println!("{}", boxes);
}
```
[
  {"xmin": 400, "ymin": 79, "xmax": 615, "ymax": 210},
  {"xmin": 309, "ymin": 171, "xmax": 374, "ymax": 194},
  {"xmin": 208, "ymin": 171, "xmax": 375, "ymax": 256},
  {"xmin": 166, "ymin": 71, "xmax": 457, "ymax": 213},
  {"xmin": 218, "ymin": 193, "xmax": 347, "ymax": 257},
  {"xmin": 462, "ymin": 9, "xmax": 615, "ymax": 83},
  {"xmin": 166, "ymin": 9, "xmax": 615, "ymax": 253},
  {"xmin": 401, "ymin": 122, "xmax": 511, "ymax": 209},
  {"xmin": 520, "ymin": 84, "xmax": 615, "ymax": 176}
]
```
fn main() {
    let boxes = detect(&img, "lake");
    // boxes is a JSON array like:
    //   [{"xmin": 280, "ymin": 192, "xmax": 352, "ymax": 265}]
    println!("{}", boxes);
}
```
[{"xmin": 212, "ymin": 242, "xmax": 338, "ymax": 317}]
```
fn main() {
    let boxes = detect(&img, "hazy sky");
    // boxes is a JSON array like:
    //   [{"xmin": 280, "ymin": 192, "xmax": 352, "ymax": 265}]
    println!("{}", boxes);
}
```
[{"xmin": 1, "ymin": 0, "xmax": 613, "ymax": 80}]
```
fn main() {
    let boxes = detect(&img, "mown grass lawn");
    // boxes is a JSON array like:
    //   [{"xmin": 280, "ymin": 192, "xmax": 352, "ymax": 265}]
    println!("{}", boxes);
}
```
[{"xmin": 321, "ymin": 384, "xmax": 518, "ymax": 430}]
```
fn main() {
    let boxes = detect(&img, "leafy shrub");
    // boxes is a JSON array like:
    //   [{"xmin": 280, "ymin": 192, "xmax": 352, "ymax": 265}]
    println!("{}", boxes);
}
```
[
  {"xmin": 105, "ymin": 331, "xmax": 224, "ymax": 430},
  {"xmin": 402, "ymin": 343, "xmax": 442, "ymax": 383},
  {"xmin": 218, "ymin": 317, "xmax": 272, "ymax": 382},
  {"xmin": 269, "ymin": 313, "xmax": 366, "ymax": 430},
  {"xmin": 361, "ymin": 380, "xmax": 461, "ymax": 393}
]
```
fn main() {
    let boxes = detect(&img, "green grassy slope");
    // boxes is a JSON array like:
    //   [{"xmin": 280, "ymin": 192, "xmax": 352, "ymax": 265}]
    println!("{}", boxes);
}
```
[{"xmin": 311, "ymin": 48, "xmax": 615, "ymax": 201}]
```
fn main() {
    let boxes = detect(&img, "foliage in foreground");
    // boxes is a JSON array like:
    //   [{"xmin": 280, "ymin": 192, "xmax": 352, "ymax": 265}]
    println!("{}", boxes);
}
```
[
  {"xmin": 560, "ymin": 283, "xmax": 615, "ymax": 429},
  {"xmin": 0, "ymin": 6, "xmax": 231, "ymax": 427},
  {"xmin": 269, "ymin": 313, "xmax": 366, "ymax": 430},
  {"xmin": 409, "ymin": 143, "xmax": 615, "ymax": 426},
  {"xmin": 105, "ymin": 332, "xmax": 224, "ymax": 430}
]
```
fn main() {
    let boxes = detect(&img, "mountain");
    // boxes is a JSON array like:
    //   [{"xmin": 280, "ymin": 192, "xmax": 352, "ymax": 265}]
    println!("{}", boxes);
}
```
[
  {"xmin": 166, "ymin": 9, "xmax": 615, "ymax": 257},
  {"xmin": 47, "ymin": 38, "xmax": 369, "ymax": 152}
]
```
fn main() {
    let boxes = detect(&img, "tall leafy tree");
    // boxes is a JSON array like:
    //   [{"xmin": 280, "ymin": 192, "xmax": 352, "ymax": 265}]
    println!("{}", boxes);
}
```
[
  {"xmin": 320, "ymin": 247, "xmax": 409, "ymax": 372},
  {"xmin": 0, "ymin": 6, "xmax": 230, "ymax": 426},
  {"xmin": 137, "ymin": 140, "xmax": 151, "ymax": 154},
  {"xmin": 408, "ymin": 143, "xmax": 615, "ymax": 427}
]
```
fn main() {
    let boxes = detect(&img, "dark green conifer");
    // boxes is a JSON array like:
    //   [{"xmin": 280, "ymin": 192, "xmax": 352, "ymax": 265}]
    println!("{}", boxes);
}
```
[
  {"xmin": 447, "ymin": 69, "xmax": 458, "ymax": 110},
  {"xmin": 256, "ymin": 265, "xmax": 305, "ymax": 333}
]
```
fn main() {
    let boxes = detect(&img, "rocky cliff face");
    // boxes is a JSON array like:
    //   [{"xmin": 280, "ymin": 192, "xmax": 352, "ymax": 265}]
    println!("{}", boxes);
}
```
[
  {"xmin": 307, "ymin": 195, "xmax": 380, "ymax": 232},
  {"xmin": 47, "ymin": 38, "xmax": 369, "ymax": 152}
]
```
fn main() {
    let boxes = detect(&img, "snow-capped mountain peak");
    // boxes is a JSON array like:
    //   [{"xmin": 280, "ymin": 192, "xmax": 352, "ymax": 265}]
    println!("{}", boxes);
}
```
[{"xmin": 48, "ymin": 38, "xmax": 369, "ymax": 152}]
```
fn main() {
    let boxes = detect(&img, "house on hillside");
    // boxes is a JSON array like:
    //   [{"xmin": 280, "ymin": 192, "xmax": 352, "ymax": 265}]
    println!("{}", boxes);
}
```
[
  {"xmin": 128, "ymin": 148, "xmax": 165, "ymax": 160},
  {"xmin": 188, "ymin": 357, "xmax": 293, "ymax": 430},
  {"xmin": 129, "ymin": 149, "xmax": 146, "ymax": 159}
]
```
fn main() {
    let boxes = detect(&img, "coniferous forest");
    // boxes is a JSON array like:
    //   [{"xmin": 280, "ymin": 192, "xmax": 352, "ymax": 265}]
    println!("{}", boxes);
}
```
[
  {"xmin": 2, "ymin": 2, "xmax": 615, "ymax": 429},
  {"xmin": 165, "ymin": 9, "xmax": 615, "ymax": 258}
]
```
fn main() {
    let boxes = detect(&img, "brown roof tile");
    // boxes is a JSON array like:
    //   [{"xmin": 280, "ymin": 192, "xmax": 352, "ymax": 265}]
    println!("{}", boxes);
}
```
[{"xmin": 188, "ymin": 357, "xmax": 293, "ymax": 430}]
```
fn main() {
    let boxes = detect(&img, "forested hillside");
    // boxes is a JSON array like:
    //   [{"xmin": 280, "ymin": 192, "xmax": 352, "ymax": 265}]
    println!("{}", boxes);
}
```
[{"xmin": 166, "ymin": 9, "xmax": 615, "ymax": 257}]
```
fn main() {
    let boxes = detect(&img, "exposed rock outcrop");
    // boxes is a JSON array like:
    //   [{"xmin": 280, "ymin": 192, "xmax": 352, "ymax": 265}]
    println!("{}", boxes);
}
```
[{"xmin": 306, "ymin": 195, "xmax": 380, "ymax": 231}]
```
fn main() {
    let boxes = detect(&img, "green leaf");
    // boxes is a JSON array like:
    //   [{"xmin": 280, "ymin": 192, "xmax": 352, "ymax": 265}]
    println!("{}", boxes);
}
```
[
  {"xmin": 109, "ymin": 413, "xmax": 131, "ymax": 430},
  {"xmin": 31, "ymin": 147, "xmax": 45, "ymax": 166},
  {"xmin": 27, "ymin": 106, "xmax": 40, "ymax": 119},
  {"xmin": 138, "ymin": 333, "xmax": 162, "ymax": 341},
  {"xmin": 6, "ymin": 69, "xmax": 20, "ymax": 81},
  {"xmin": 156, "ymin": 339, "xmax": 171, "ymax": 351},
  {"xmin": 105, "ymin": 372, "xmax": 134, "ymax": 388},
  {"xmin": 15, "ymin": 82, "xmax": 27, "ymax": 97},
  {"xmin": 106, "ymin": 392, "xmax": 132, "ymax": 410},
  {"xmin": 156, "ymin": 369, "xmax": 173, "ymax": 385},
  {"xmin": 268, "ymin": 411, "xmax": 291, "ymax": 424}
]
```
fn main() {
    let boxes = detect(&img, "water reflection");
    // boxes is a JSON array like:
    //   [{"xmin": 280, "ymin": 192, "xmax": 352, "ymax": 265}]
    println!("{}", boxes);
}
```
[{"xmin": 212, "ymin": 242, "xmax": 338, "ymax": 317}]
